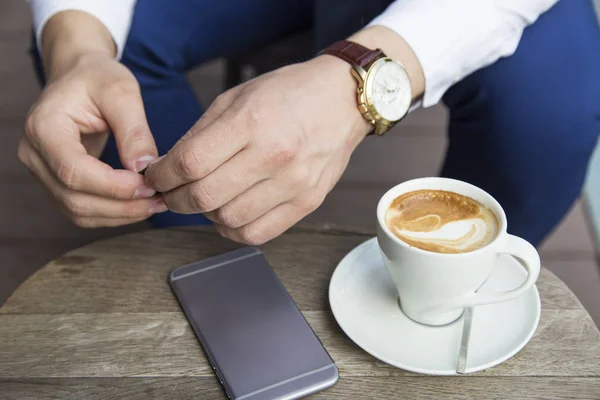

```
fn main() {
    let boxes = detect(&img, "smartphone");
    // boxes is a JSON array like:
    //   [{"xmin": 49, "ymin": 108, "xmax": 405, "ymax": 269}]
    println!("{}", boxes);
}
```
[{"xmin": 169, "ymin": 247, "xmax": 338, "ymax": 400}]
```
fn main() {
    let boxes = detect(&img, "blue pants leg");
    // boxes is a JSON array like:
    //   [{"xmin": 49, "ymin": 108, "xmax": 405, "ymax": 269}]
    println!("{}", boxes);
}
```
[
  {"xmin": 441, "ymin": 0, "xmax": 600, "ymax": 247},
  {"xmin": 101, "ymin": 0, "xmax": 314, "ymax": 227}
]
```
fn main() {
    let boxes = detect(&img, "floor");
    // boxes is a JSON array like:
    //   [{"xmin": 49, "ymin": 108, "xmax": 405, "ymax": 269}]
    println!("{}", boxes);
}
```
[{"xmin": 1, "ymin": 2, "xmax": 599, "ymax": 327}]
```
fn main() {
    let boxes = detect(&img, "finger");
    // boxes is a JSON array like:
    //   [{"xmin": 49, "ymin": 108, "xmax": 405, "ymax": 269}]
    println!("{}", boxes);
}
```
[
  {"xmin": 216, "ymin": 190, "xmax": 325, "ymax": 245},
  {"xmin": 97, "ymin": 79, "xmax": 158, "ymax": 172},
  {"xmin": 21, "ymin": 138, "xmax": 167, "ymax": 218},
  {"xmin": 204, "ymin": 179, "xmax": 296, "ymax": 228},
  {"xmin": 161, "ymin": 148, "xmax": 269, "ymax": 214},
  {"xmin": 144, "ymin": 99, "xmax": 249, "ymax": 193},
  {"xmin": 66, "ymin": 215, "xmax": 150, "ymax": 228},
  {"xmin": 175, "ymin": 86, "xmax": 242, "ymax": 147},
  {"xmin": 28, "ymin": 116, "xmax": 154, "ymax": 199},
  {"xmin": 215, "ymin": 202, "xmax": 307, "ymax": 246},
  {"xmin": 56, "ymin": 193, "xmax": 167, "ymax": 220}
]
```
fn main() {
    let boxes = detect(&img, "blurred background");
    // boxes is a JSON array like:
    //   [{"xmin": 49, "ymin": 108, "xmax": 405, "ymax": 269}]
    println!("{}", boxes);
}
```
[{"xmin": 1, "ymin": 1, "xmax": 599, "ymax": 326}]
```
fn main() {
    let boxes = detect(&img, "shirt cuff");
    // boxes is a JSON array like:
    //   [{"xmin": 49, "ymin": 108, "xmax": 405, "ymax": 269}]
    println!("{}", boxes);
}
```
[
  {"xmin": 28, "ymin": 0, "xmax": 136, "ymax": 60},
  {"xmin": 368, "ymin": 0, "xmax": 556, "ymax": 107}
]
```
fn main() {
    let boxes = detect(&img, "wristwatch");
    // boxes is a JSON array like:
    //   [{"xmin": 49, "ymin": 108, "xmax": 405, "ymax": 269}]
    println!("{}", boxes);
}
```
[{"xmin": 319, "ymin": 40, "xmax": 413, "ymax": 135}]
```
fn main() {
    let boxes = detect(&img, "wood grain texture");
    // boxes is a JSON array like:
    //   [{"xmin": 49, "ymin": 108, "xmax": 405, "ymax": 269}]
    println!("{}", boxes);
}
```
[
  {"xmin": 1, "ymin": 377, "xmax": 599, "ymax": 400},
  {"xmin": 0, "ymin": 228, "xmax": 582, "ymax": 315},
  {"xmin": 1, "ymin": 310, "xmax": 598, "ymax": 379},
  {"xmin": 0, "ymin": 226, "xmax": 599, "ymax": 398}
]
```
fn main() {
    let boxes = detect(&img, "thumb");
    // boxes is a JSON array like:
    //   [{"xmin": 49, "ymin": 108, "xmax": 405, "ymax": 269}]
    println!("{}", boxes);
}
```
[{"xmin": 98, "ymin": 79, "xmax": 158, "ymax": 172}]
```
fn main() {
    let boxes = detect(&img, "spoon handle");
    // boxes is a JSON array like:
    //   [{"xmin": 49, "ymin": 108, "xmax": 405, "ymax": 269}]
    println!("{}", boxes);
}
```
[{"xmin": 456, "ymin": 307, "xmax": 473, "ymax": 374}]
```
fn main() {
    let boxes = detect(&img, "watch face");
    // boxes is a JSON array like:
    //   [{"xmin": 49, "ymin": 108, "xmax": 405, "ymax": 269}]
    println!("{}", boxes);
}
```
[{"xmin": 367, "ymin": 59, "xmax": 412, "ymax": 122}]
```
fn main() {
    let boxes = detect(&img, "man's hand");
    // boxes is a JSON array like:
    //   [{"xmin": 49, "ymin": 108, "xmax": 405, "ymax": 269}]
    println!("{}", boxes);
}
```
[
  {"xmin": 18, "ymin": 11, "xmax": 165, "ymax": 228},
  {"xmin": 144, "ymin": 26, "xmax": 424, "ymax": 244},
  {"xmin": 144, "ymin": 55, "xmax": 370, "ymax": 244}
]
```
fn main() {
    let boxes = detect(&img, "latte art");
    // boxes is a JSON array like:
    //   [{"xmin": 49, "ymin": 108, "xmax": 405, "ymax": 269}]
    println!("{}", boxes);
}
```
[{"xmin": 385, "ymin": 190, "xmax": 499, "ymax": 254}]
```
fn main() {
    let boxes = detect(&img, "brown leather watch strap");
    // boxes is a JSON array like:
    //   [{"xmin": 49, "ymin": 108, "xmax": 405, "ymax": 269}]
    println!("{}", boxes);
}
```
[{"xmin": 318, "ymin": 40, "xmax": 385, "ymax": 70}]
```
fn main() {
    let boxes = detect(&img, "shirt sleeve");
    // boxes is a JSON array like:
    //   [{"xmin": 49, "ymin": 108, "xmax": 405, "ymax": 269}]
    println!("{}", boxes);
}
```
[
  {"xmin": 27, "ymin": 0, "xmax": 136, "ymax": 60},
  {"xmin": 368, "ymin": 0, "xmax": 560, "ymax": 107}
]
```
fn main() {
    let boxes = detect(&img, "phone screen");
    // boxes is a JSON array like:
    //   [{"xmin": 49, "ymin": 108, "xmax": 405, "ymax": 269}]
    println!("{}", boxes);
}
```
[{"xmin": 170, "ymin": 247, "xmax": 338, "ymax": 400}]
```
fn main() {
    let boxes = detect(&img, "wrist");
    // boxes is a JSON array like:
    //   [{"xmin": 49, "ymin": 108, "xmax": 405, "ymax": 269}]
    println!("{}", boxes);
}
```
[
  {"xmin": 309, "ymin": 26, "xmax": 426, "ymax": 143},
  {"xmin": 348, "ymin": 26, "xmax": 425, "ymax": 101},
  {"xmin": 308, "ymin": 55, "xmax": 373, "ymax": 141},
  {"xmin": 41, "ymin": 10, "xmax": 116, "ymax": 82}
]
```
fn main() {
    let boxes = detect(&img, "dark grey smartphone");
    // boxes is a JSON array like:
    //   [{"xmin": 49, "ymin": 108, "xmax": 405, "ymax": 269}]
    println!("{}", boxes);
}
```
[{"xmin": 169, "ymin": 247, "xmax": 338, "ymax": 400}]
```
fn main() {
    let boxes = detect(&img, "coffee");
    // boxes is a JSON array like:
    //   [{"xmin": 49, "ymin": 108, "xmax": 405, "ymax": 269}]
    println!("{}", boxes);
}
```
[{"xmin": 385, "ymin": 189, "xmax": 499, "ymax": 254}]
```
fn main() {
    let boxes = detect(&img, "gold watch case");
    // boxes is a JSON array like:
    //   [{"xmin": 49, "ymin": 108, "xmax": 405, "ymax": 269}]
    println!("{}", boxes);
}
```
[{"xmin": 351, "ymin": 55, "xmax": 411, "ymax": 136}]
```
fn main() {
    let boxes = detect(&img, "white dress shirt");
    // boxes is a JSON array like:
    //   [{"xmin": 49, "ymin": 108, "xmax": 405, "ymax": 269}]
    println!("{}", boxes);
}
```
[{"xmin": 28, "ymin": 0, "xmax": 559, "ymax": 107}]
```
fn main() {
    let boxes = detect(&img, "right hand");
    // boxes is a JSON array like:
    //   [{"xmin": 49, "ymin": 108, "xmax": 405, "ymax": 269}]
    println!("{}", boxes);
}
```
[{"xmin": 18, "ymin": 52, "xmax": 167, "ymax": 227}]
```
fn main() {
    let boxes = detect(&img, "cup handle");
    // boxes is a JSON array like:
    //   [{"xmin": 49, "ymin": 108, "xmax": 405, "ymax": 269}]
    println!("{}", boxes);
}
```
[{"xmin": 448, "ymin": 234, "xmax": 541, "ymax": 310}]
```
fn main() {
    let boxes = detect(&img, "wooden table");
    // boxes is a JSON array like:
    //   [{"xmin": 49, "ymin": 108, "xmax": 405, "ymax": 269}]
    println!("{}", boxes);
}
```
[{"xmin": 1, "ymin": 226, "xmax": 600, "ymax": 399}]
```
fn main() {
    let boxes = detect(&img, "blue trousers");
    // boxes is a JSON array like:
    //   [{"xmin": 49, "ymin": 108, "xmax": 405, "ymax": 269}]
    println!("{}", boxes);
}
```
[{"xmin": 33, "ymin": 0, "xmax": 600, "ymax": 247}]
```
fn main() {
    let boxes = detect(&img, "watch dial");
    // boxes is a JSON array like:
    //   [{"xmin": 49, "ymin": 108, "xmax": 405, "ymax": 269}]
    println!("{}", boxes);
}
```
[{"xmin": 368, "ymin": 60, "xmax": 411, "ymax": 122}]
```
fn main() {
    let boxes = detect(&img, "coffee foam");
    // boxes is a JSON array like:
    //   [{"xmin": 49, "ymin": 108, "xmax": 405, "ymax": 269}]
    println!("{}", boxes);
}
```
[{"xmin": 385, "ymin": 190, "xmax": 499, "ymax": 254}]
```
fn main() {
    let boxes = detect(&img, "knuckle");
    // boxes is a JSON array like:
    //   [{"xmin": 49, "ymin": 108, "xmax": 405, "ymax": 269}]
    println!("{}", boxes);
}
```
[
  {"xmin": 125, "ymin": 124, "xmax": 150, "ymax": 145},
  {"xmin": 107, "ymin": 77, "xmax": 140, "ymax": 98},
  {"xmin": 177, "ymin": 148, "xmax": 204, "ymax": 180},
  {"xmin": 298, "ymin": 191, "xmax": 324, "ymax": 214},
  {"xmin": 216, "ymin": 206, "xmax": 243, "ymax": 228},
  {"xmin": 24, "ymin": 114, "xmax": 36, "ymax": 138},
  {"xmin": 109, "ymin": 182, "xmax": 125, "ymax": 199},
  {"xmin": 24, "ymin": 112, "xmax": 43, "ymax": 143},
  {"xmin": 16, "ymin": 139, "xmax": 30, "ymax": 166},
  {"xmin": 191, "ymin": 183, "xmax": 217, "ymax": 212},
  {"xmin": 122, "ymin": 203, "xmax": 149, "ymax": 219},
  {"xmin": 239, "ymin": 226, "xmax": 267, "ymax": 246},
  {"xmin": 106, "ymin": 173, "xmax": 133, "ymax": 200},
  {"xmin": 267, "ymin": 140, "xmax": 298, "ymax": 166},
  {"xmin": 57, "ymin": 162, "xmax": 79, "ymax": 190},
  {"xmin": 63, "ymin": 196, "xmax": 87, "ymax": 218},
  {"xmin": 289, "ymin": 167, "xmax": 311, "ymax": 187},
  {"xmin": 71, "ymin": 216, "xmax": 95, "ymax": 228},
  {"xmin": 212, "ymin": 93, "xmax": 229, "ymax": 109},
  {"xmin": 243, "ymin": 104, "xmax": 268, "ymax": 130},
  {"xmin": 70, "ymin": 216, "xmax": 87, "ymax": 227}
]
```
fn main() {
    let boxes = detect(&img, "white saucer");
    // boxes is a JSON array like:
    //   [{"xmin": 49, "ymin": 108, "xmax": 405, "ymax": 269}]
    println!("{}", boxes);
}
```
[{"xmin": 329, "ymin": 238, "xmax": 541, "ymax": 375}]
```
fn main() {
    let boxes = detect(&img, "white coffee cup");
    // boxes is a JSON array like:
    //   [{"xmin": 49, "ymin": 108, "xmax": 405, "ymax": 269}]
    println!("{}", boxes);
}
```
[{"xmin": 376, "ymin": 177, "xmax": 541, "ymax": 326}]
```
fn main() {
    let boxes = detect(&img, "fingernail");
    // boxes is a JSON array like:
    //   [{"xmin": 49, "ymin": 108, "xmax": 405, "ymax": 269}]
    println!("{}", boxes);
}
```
[
  {"xmin": 133, "ymin": 185, "xmax": 156, "ymax": 199},
  {"xmin": 149, "ymin": 198, "xmax": 168, "ymax": 214},
  {"xmin": 134, "ymin": 155, "xmax": 156, "ymax": 173}
]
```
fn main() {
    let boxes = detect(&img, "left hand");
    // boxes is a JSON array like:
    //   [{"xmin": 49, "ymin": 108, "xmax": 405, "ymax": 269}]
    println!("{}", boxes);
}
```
[{"xmin": 144, "ymin": 55, "xmax": 371, "ymax": 244}]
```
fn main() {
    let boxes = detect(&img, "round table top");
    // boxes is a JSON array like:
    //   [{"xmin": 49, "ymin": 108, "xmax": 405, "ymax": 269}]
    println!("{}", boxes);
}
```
[{"xmin": 1, "ymin": 225, "xmax": 600, "ymax": 399}]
